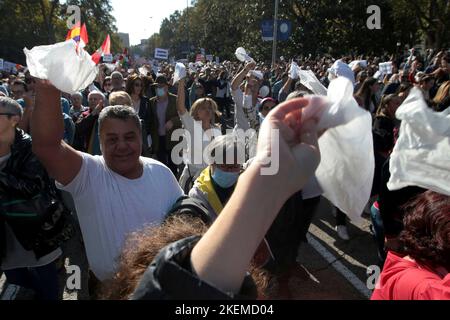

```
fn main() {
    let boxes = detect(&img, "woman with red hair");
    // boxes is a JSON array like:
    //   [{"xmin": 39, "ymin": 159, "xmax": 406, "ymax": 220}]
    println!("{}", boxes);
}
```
[{"xmin": 372, "ymin": 191, "xmax": 450, "ymax": 300}]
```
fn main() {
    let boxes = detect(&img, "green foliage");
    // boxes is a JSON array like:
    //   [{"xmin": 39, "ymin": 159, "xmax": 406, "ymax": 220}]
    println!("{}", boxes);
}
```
[
  {"xmin": 0, "ymin": 0, "xmax": 120, "ymax": 64},
  {"xmin": 149, "ymin": 0, "xmax": 449, "ymax": 61}
]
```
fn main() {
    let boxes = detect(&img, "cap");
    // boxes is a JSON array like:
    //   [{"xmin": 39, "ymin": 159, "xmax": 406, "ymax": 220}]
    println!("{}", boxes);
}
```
[{"xmin": 153, "ymin": 75, "xmax": 169, "ymax": 86}]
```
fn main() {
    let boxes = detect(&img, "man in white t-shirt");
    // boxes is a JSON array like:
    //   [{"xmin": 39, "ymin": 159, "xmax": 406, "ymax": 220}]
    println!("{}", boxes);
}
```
[{"xmin": 31, "ymin": 80, "xmax": 184, "ymax": 282}]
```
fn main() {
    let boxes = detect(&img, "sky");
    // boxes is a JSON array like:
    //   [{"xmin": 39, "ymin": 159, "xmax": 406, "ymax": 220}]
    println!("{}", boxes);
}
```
[{"xmin": 111, "ymin": 0, "xmax": 189, "ymax": 45}]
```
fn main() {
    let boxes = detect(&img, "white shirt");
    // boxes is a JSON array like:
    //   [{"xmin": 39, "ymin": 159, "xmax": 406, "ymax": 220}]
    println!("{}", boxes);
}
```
[
  {"xmin": 179, "ymin": 112, "xmax": 222, "ymax": 170},
  {"xmin": 56, "ymin": 153, "xmax": 184, "ymax": 280},
  {"xmin": 215, "ymin": 80, "xmax": 229, "ymax": 98}
]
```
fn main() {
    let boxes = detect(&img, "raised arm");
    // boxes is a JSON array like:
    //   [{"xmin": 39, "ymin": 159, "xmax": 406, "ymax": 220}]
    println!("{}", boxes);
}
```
[
  {"xmin": 176, "ymin": 78, "xmax": 188, "ymax": 116},
  {"xmin": 31, "ymin": 80, "xmax": 82, "ymax": 186},
  {"xmin": 231, "ymin": 61, "xmax": 256, "ymax": 91},
  {"xmin": 191, "ymin": 97, "xmax": 321, "ymax": 293}
]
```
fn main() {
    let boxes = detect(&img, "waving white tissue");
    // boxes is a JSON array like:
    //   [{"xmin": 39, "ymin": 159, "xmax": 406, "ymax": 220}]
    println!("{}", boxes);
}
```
[
  {"xmin": 388, "ymin": 88, "xmax": 450, "ymax": 196},
  {"xmin": 23, "ymin": 40, "xmax": 98, "ymax": 94},
  {"xmin": 173, "ymin": 62, "xmax": 187, "ymax": 85},
  {"xmin": 303, "ymin": 77, "xmax": 374, "ymax": 223}
]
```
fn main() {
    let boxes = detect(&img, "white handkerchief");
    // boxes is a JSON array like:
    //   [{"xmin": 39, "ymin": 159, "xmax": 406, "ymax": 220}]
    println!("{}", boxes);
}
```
[{"xmin": 24, "ymin": 40, "xmax": 97, "ymax": 94}]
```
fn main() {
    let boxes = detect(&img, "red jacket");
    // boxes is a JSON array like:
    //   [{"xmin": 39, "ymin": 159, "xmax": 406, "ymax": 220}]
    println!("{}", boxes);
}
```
[{"xmin": 372, "ymin": 252, "xmax": 450, "ymax": 300}]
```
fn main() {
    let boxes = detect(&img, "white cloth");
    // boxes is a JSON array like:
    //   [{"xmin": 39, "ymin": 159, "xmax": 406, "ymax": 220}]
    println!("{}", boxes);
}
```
[
  {"xmin": 328, "ymin": 60, "xmax": 355, "ymax": 87},
  {"xmin": 56, "ymin": 153, "xmax": 183, "ymax": 280},
  {"xmin": 303, "ymin": 77, "xmax": 374, "ymax": 223},
  {"xmin": 388, "ymin": 88, "xmax": 450, "ymax": 196},
  {"xmin": 349, "ymin": 60, "xmax": 368, "ymax": 70},
  {"xmin": 298, "ymin": 69, "xmax": 328, "ymax": 96},
  {"xmin": 289, "ymin": 62, "xmax": 299, "ymax": 80},
  {"xmin": 24, "ymin": 40, "xmax": 97, "ymax": 94},
  {"xmin": 173, "ymin": 63, "xmax": 187, "ymax": 84}
]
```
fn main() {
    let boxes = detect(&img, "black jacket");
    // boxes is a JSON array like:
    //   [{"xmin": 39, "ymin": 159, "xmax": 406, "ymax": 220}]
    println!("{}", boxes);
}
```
[
  {"xmin": 0, "ymin": 129, "xmax": 72, "ymax": 263},
  {"xmin": 131, "ymin": 236, "xmax": 257, "ymax": 300}
]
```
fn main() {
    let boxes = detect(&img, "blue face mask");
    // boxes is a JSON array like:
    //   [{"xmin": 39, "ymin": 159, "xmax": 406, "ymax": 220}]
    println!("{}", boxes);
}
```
[
  {"xmin": 156, "ymin": 88, "xmax": 166, "ymax": 97},
  {"xmin": 212, "ymin": 167, "xmax": 239, "ymax": 188}
]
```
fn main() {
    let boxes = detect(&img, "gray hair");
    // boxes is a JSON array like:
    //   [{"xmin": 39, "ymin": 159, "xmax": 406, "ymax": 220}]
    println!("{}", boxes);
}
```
[
  {"xmin": 88, "ymin": 90, "xmax": 106, "ymax": 101},
  {"xmin": 98, "ymin": 105, "xmax": 141, "ymax": 133},
  {"xmin": 111, "ymin": 71, "xmax": 124, "ymax": 80},
  {"xmin": 0, "ymin": 96, "xmax": 23, "ymax": 118},
  {"xmin": 204, "ymin": 133, "xmax": 247, "ymax": 166},
  {"xmin": 71, "ymin": 92, "xmax": 83, "ymax": 99}
]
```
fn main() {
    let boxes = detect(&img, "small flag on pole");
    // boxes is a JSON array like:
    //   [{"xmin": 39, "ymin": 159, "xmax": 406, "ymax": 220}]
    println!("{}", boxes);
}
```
[
  {"xmin": 91, "ymin": 35, "xmax": 111, "ymax": 65},
  {"xmin": 66, "ymin": 23, "xmax": 89, "ymax": 48}
]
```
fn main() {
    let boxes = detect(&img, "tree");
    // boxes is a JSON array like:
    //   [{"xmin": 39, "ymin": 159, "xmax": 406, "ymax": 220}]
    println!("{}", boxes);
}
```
[
  {"xmin": 393, "ymin": 0, "xmax": 450, "ymax": 49},
  {"xmin": 151, "ymin": 0, "xmax": 448, "ymax": 62},
  {"xmin": 0, "ymin": 0, "xmax": 120, "ymax": 64}
]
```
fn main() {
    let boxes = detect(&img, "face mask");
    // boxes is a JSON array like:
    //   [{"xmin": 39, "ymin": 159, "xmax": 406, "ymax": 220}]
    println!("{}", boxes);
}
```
[
  {"xmin": 212, "ymin": 167, "xmax": 239, "ymax": 188},
  {"xmin": 156, "ymin": 88, "xmax": 166, "ymax": 97}
]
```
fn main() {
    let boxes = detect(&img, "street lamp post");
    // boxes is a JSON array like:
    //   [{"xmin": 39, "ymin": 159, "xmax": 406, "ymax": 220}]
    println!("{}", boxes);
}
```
[
  {"xmin": 187, "ymin": 0, "xmax": 190, "ymax": 61},
  {"xmin": 271, "ymin": 0, "xmax": 279, "ymax": 68}
]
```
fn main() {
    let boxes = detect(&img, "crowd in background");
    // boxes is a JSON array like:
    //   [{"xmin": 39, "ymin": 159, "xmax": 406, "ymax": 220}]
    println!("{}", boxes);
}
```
[{"xmin": 0, "ymin": 44, "xmax": 449, "ymax": 300}]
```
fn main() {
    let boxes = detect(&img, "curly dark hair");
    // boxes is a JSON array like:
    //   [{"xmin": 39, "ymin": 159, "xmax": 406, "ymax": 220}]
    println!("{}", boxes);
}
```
[
  {"xmin": 399, "ymin": 191, "xmax": 450, "ymax": 270},
  {"xmin": 99, "ymin": 214, "xmax": 272, "ymax": 300}
]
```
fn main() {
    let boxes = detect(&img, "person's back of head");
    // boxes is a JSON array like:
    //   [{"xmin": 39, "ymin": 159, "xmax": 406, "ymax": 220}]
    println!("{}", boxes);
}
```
[
  {"xmin": 433, "ymin": 81, "xmax": 450, "ymax": 105},
  {"xmin": 99, "ymin": 214, "xmax": 209, "ymax": 300},
  {"xmin": 399, "ymin": 191, "xmax": 450, "ymax": 271},
  {"xmin": 109, "ymin": 91, "xmax": 132, "ymax": 107},
  {"xmin": 0, "ymin": 96, "xmax": 23, "ymax": 128}
]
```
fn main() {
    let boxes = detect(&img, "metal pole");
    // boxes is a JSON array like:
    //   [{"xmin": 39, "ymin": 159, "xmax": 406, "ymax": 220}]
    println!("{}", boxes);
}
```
[
  {"xmin": 271, "ymin": 0, "xmax": 279, "ymax": 68},
  {"xmin": 186, "ymin": 0, "xmax": 190, "ymax": 61}
]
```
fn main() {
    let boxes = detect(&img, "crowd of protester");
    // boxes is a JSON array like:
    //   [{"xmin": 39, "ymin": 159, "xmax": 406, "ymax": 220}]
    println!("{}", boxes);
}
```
[{"xmin": 0, "ymin": 44, "xmax": 449, "ymax": 300}]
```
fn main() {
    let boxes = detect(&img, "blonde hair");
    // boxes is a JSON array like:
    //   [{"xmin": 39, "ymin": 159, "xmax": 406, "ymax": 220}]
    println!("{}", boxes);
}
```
[
  {"xmin": 190, "ymin": 97, "xmax": 219, "ymax": 125},
  {"xmin": 433, "ymin": 81, "xmax": 450, "ymax": 105},
  {"xmin": 375, "ymin": 94, "xmax": 399, "ymax": 118},
  {"xmin": 109, "ymin": 91, "xmax": 132, "ymax": 107}
]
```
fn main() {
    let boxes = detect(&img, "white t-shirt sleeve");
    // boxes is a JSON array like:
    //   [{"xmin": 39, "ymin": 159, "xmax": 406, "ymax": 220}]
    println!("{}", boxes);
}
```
[
  {"xmin": 232, "ymin": 89, "xmax": 250, "ymax": 131},
  {"xmin": 180, "ymin": 111, "xmax": 196, "ymax": 135},
  {"xmin": 55, "ymin": 153, "xmax": 100, "ymax": 198}
]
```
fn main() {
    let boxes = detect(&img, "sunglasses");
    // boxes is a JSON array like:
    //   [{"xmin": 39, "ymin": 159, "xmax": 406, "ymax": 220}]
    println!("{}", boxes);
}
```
[{"xmin": 0, "ymin": 112, "xmax": 17, "ymax": 117}]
